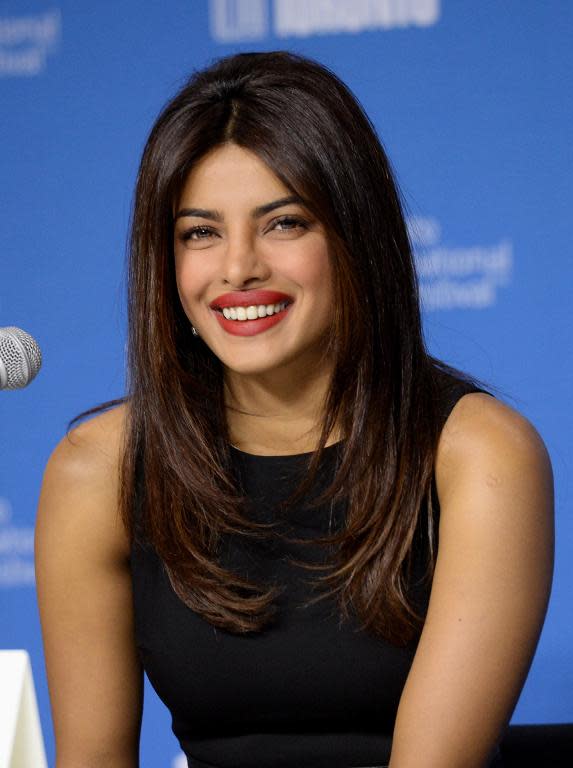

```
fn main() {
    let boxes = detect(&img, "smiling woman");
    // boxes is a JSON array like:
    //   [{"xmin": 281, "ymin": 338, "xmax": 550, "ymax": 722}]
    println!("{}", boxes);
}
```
[{"xmin": 35, "ymin": 51, "xmax": 553, "ymax": 768}]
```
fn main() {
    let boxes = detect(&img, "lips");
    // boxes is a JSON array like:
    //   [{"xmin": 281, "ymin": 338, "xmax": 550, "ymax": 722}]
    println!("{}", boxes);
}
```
[
  {"xmin": 209, "ymin": 290, "xmax": 293, "ymax": 310},
  {"xmin": 213, "ymin": 303, "xmax": 292, "ymax": 337},
  {"xmin": 207, "ymin": 290, "xmax": 295, "ymax": 337}
]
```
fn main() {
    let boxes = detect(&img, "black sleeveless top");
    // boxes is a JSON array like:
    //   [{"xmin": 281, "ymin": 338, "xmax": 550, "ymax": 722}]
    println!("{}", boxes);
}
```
[{"xmin": 130, "ymin": 383, "xmax": 502, "ymax": 767}]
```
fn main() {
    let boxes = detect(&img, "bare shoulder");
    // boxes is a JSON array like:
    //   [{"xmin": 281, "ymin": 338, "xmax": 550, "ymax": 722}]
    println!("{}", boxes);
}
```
[
  {"xmin": 48, "ymin": 403, "xmax": 127, "ymax": 480},
  {"xmin": 36, "ymin": 402, "xmax": 143, "ymax": 763},
  {"xmin": 39, "ymin": 403, "xmax": 130, "ymax": 562},
  {"xmin": 431, "ymin": 390, "xmax": 554, "ymax": 633},
  {"xmin": 435, "ymin": 392, "xmax": 553, "ymax": 510},
  {"xmin": 392, "ymin": 401, "xmax": 554, "ymax": 765}
]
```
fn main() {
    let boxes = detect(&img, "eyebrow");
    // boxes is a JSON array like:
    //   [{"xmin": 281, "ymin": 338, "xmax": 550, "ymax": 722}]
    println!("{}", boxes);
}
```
[{"xmin": 174, "ymin": 195, "xmax": 305, "ymax": 222}]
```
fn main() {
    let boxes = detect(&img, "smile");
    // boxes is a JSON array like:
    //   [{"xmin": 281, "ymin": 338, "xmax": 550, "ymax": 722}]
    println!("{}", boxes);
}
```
[
  {"xmin": 208, "ymin": 290, "xmax": 294, "ymax": 337},
  {"xmin": 212, "ymin": 302, "xmax": 292, "ymax": 337},
  {"xmin": 220, "ymin": 301, "xmax": 289, "ymax": 321}
]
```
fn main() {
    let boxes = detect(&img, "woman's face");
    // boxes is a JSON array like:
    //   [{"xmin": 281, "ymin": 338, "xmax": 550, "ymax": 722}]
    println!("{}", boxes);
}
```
[{"xmin": 173, "ymin": 143, "xmax": 334, "ymax": 381}]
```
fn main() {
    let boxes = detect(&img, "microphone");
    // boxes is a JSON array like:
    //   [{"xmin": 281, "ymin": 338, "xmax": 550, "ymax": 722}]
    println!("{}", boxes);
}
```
[{"xmin": 0, "ymin": 327, "xmax": 42, "ymax": 390}]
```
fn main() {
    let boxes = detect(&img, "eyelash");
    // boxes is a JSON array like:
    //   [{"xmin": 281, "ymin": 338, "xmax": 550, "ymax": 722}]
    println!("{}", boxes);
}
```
[
  {"xmin": 179, "ymin": 225, "xmax": 214, "ymax": 242},
  {"xmin": 178, "ymin": 215, "xmax": 308, "ymax": 243},
  {"xmin": 272, "ymin": 215, "xmax": 308, "ymax": 232}
]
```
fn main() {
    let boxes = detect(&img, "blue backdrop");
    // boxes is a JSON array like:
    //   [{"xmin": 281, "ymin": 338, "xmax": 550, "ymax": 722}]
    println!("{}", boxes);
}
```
[{"xmin": 1, "ymin": 2, "xmax": 571, "ymax": 766}]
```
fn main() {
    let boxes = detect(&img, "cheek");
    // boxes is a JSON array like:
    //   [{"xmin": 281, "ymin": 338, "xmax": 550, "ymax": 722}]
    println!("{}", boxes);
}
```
[
  {"xmin": 279, "ymin": 239, "xmax": 332, "ymax": 284},
  {"xmin": 174, "ymin": 252, "xmax": 210, "ymax": 310},
  {"xmin": 173, "ymin": 257, "xmax": 191, "ymax": 314},
  {"xmin": 300, "ymin": 246, "xmax": 333, "ymax": 301}
]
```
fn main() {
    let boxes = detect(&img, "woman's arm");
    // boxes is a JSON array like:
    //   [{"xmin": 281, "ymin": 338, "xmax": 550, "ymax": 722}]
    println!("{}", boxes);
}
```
[
  {"xmin": 35, "ymin": 405, "xmax": 143, "ymax": 768},
  {"xmin": 389, "ymin": 393, "xmax": 554, "ymax": 768}
]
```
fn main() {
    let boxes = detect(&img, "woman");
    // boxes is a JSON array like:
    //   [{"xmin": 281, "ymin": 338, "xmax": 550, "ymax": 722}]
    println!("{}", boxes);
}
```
[{"xmin": 35, "ymin": 51, "xmax": 554, "ymax": 767}]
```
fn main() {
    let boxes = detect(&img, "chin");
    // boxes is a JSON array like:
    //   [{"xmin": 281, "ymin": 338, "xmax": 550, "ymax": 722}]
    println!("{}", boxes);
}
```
[
  {"xmin": 223, "ymin": 358, "xmax": 289, "ymax": 378},
  {"xmin": 224, "ymin": 347, "xmax": 327, "ymax": 381}
]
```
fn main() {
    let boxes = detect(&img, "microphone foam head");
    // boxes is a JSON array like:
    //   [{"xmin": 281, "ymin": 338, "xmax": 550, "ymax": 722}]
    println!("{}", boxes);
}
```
[{"xmin": 0, "ymin": 327, "xmax": 42, "ymax": 390}]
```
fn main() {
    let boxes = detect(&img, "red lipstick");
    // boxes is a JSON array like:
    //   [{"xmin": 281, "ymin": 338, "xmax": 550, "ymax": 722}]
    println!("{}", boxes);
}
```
[
  {"xmin": 209, "ymin": 290, "xmax": 294, "ymax": 337},
  {"xmin": 209, "ymin": 290, "xmax": 293, "ymax": 310}
]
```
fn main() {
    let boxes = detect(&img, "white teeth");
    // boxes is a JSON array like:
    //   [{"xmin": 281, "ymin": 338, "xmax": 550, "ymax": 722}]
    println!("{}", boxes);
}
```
[{"xmin": 220, "ymin": 301, "xmax": 289, "ymax": 321}]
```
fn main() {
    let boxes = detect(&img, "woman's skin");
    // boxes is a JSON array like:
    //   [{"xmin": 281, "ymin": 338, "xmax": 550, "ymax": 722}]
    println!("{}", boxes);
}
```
[{"xmin": 35, "ymin": 144, "xmax": 554, "ymax": 768}]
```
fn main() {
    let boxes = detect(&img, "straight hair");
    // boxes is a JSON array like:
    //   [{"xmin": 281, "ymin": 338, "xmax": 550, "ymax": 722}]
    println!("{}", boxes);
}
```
[{"xmin": 86, "ymin": 51, "xmax": 485, "ymax": 645}]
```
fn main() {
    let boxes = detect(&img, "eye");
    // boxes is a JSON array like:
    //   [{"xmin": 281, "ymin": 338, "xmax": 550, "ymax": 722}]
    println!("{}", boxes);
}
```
[
  {"xmin": 177, "ymin": 225, "xmax": 218, "ymax": 246},
  {"xmin": 269, "ymin": 215, "xmax": 309, "ymax": 234}
]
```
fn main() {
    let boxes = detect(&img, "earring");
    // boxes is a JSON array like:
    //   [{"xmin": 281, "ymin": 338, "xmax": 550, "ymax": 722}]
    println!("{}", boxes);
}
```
[{"xmin": 191, "ymin": 325, "xmax": 199, "ymax": 337}]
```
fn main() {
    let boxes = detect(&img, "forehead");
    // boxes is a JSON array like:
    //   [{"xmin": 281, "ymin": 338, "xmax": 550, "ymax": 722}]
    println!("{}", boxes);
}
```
[{"xmin": 178, "ymin": 143, "xmax": 290, "ymax": 206}]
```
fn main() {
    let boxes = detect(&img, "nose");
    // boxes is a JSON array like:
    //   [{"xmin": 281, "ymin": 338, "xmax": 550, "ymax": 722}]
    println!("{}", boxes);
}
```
[{"xmin": 222, "ymin": 227, "xmax": 271, "ymax": 288}]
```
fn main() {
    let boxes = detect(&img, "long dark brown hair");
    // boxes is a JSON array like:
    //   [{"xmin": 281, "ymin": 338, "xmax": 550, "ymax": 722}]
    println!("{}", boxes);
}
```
[{"xmin": 109, "ymin": 51, "xmax": 483, "ymax": 645}]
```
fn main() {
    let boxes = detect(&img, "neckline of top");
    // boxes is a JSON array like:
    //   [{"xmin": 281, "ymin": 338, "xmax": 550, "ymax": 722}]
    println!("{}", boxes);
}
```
[{"xmin": 229, "ymin": 440, "xmax": 344, "ymax": 461}]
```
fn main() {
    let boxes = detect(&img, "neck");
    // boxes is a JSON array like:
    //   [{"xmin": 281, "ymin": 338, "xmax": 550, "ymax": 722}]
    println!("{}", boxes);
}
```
[{"xmin": 224, "ymin": 355, "xmax": 340, "ymax": 456}]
